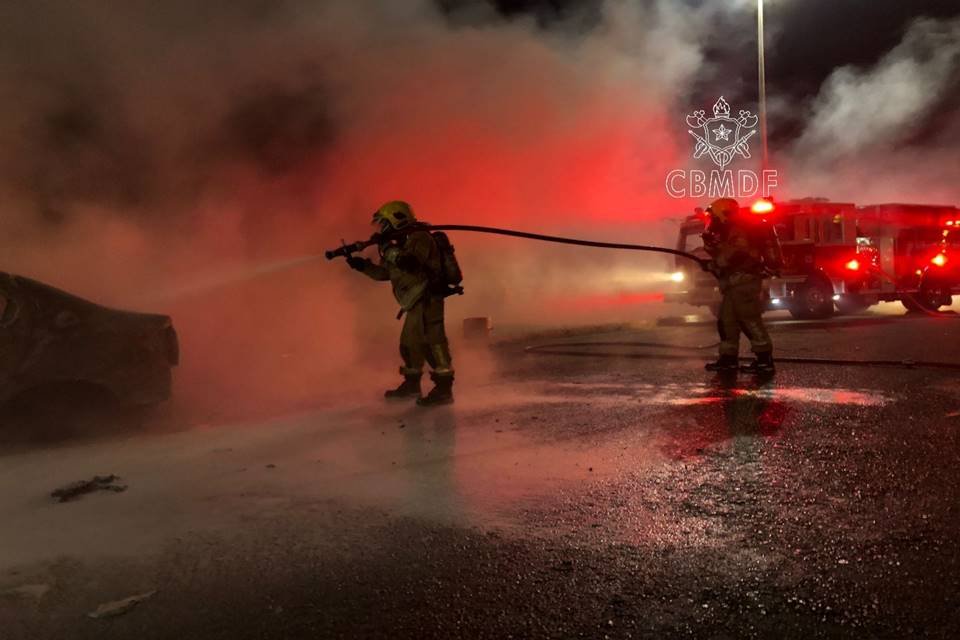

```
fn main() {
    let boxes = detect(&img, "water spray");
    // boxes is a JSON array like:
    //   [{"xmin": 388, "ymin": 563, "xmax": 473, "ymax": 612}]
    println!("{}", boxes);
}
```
[
  {"xmin": 141, "ymin": 223, "xmax": 954, "ymax": 325},
  {"xmin": 134, "ymin": 254, "xmax": 326, "ymax": 305},
  {"xmin": 132, "ymin": 224, "xmax": 702, "ymax": 307}
]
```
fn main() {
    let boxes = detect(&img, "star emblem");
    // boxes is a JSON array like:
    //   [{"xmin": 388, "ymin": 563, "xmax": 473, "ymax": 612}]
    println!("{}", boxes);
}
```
[{"xmin": 686, "ymin": 97, "xmax": 759, "ymax": 168}]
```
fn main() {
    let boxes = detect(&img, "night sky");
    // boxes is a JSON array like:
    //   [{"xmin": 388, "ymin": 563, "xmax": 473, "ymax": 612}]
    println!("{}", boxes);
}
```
[{"xmin": 443, "ymin": 0, "xmax": 960, "ymax": 146}]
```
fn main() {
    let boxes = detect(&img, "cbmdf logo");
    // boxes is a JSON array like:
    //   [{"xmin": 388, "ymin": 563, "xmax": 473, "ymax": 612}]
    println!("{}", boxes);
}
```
[
  {"xmin": 686, "ymin": 97, "xmax": 758, "ymax": 169},
  {"xmin": 666, "ymin": 96, "xmax": 778, "ymax": 199}
]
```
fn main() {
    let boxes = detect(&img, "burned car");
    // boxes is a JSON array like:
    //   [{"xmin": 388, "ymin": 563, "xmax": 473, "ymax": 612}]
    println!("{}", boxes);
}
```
[{"xmin": 0, "ymin": 272, "xmax": 178, "ymax": 409}]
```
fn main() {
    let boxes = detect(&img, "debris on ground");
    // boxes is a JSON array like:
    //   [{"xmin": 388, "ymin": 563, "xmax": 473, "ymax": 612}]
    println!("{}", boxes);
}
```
[
  {"xmin": 50, "ymin": 475, "xmax": 127, "ymax": 503},
  {"xmin": 87, "ymin": 590, "xmax": 156, "ymax": 619},
  {"xmin": 1, "ymin": 584, "xmax": 51, "ymax": 601}
]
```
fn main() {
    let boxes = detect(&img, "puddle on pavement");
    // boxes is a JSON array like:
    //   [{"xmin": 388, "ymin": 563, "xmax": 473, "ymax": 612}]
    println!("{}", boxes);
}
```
[
  {"xmin": 282, "ymin": 379, "xmax": 893, "ymax": 533},
  {"xmin": 547, "ymin": 381, "xmax": 892, "ymax": 407},
  {"xmin": 0, "ymin": 377, "xmax": 897, "ymax": 568},
  {"xmin": 662, "ymin": 385, "xmax": 891, "ymax": 407},
  {"xmin": 292, "ymin": 398, "xmax": 658, "ymax": 529}
]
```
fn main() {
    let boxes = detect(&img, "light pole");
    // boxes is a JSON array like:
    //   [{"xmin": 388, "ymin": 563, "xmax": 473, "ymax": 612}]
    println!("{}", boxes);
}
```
[{"xmin": 757, "ymin": 0, "xmax": 769, "ymax": 171}]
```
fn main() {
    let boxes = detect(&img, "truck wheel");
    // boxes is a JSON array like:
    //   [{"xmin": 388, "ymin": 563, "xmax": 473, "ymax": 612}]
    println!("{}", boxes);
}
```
[
  {"xmin": 915, "ymin": 285, "xmax": 948, "ymax": 312},
  {"xmin": 835, "ymin": 294, "xmax": 871, "ymax": 315},
  {"xmin": 790, "ymin": 279, "xmax": 834, "ymax": 320},
  {"xmin": 901, "ymin": 295, "xmax": 922, "ymax": 312},
  {"xmin": 902, "ymin": 273, "xmax": 951, "ymax": 312}
]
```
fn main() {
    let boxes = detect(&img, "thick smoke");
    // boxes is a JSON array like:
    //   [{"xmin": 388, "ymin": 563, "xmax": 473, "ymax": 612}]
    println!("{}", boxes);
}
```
[
  {"xmin": 786, "ymin": 16, "xmax": 960, "ymax": 203},
  {"xmin": 0, "ymin": 0, "xmax": 700, "ymax": 420},
  {"xmin": 0, "ymin": 1, "xmax": 956, "ymax": 420},
  {"xmin": 793, "ymin": 18, "xmax": 960, "ymax": 159}
]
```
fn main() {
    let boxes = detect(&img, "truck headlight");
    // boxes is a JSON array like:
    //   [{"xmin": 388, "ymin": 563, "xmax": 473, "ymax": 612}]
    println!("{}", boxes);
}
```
[{"xmin": 669, "ymin": 271, "xmax": 685, "ymax": 283}]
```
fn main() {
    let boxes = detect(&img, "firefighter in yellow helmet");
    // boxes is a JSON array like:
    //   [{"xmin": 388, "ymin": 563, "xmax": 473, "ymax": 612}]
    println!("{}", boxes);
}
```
[
  {"xmin": 345, "ymin": 201, "xmax": 455, "ymax": 406},
  {"xmin": 702, "ymin": 198, "xmax": 783, "ymax": 375}
]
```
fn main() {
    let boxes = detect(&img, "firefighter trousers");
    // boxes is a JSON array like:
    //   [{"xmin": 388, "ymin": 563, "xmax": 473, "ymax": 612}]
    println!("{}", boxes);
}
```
[
  {"xmin": 717, "ymin": 275, "xmax": 772, "ymax": 357},
  {"xmin": 399, "ymin": 295, "xmax": 453, "ymax": 377}
]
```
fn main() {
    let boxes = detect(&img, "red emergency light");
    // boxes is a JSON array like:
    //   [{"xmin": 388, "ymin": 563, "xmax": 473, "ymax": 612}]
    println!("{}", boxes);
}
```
[
  {"xmin": 751, "ymin": 199, "xmax": 775, "ymax": 215},
  {"xmin": 931, "ymin": 253, "xmax": 948, "ymax": 268},
  {"xmin": 845, "ymin": 259, "xmax": 861, "ymax": 271}
]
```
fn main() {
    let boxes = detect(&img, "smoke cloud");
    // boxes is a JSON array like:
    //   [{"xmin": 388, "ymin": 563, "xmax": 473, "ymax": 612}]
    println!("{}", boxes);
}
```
[
  {"xmin": 0, "ymin": 1, "xmax": 956, "ymax": 421},
  {"xmin": 786, "ymin": 15, "xmax": 960, "ymax": 203}
]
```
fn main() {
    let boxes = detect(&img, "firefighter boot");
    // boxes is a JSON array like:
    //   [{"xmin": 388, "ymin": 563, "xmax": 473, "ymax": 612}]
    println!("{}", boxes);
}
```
[
  {"xmin": 417, "ymin": 373, "xmax": 454, "ymax": 407},
  {"xmin": 741, "ymin": 351, "xmax": 775, "ymax": 376},
  {"xmin": 705, "ymin": 354, "xmax": 740, "ymax": 372},
  {"xmin": 385, "ymin": 374, "xmax": 422, "ymax": 400}
]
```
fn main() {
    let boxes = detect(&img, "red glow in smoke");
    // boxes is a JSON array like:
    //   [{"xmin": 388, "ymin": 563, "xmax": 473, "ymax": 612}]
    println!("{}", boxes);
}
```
[{"xmin": 550, "ymin": 291, "xmax": 665, "ymax": 311}]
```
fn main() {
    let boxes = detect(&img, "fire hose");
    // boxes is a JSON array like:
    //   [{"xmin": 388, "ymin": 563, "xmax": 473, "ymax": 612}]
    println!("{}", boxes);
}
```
[
  {"xmin": 325, "ymin": 224, "xmax": 958, "ymax": 323},
  {"xmin": 428, "ymin": 225, "xmax": 708, "ymax": 267},
  {"xmin": 324, "ymin": 224, "xmax": 708, "ymax": 269},
  {"xmin": 522, "ymin": 341, "xmax": 960, "ymax": 371},
  {"xmin": 424, "ymin": 227, "xmax": 959, "ymax": 320}
]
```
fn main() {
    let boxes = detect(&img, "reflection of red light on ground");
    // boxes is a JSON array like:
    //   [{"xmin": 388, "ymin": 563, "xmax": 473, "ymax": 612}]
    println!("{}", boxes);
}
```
[{"xmin": 757, "ymin": 401, "xmax": 789, "ymax": 437}]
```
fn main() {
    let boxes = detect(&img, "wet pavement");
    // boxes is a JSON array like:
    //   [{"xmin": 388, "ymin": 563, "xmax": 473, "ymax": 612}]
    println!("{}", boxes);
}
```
[{"xmin": 2, "ymin": 308, "xmax": 960, "ymax": 638}]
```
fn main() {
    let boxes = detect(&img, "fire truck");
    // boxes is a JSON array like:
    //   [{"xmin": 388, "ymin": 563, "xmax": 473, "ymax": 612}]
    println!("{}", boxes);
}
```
[{"xmin": 664, "ymin": 198, "xmax": 960, "ymax": 319}]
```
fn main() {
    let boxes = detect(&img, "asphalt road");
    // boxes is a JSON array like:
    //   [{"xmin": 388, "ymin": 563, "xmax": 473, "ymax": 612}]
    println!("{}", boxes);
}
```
[{"xmin": 2, "ymin": 308, "xmax": 959, "ymax": 639}]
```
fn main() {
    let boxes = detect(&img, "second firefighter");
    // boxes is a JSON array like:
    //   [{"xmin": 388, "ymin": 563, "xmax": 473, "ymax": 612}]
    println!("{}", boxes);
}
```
[{"xmin": 701, "ymin": 198, "xmax": 784, "ymax": 375}]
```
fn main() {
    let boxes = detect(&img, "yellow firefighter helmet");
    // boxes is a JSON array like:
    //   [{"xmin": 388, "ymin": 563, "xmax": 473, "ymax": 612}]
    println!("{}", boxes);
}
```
[
  {"xmin": 372, "ymin": 200, "xmax": 417, "ymax": 231},
  {"xmin": 705, "ymin": 198, "xmax": 740, "ymax": 224}
]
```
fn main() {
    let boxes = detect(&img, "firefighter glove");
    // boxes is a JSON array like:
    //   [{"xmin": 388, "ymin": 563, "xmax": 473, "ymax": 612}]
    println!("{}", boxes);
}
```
[{"xmin": 346, "ymin": 256, "xmax": 370, "ymax": 271}]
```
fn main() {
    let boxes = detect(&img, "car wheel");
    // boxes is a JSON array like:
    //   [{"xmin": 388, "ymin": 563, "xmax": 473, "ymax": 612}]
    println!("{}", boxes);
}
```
[{"xmin": 791, "ymin": 278, "xmax": 835, "ymax": 320}]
